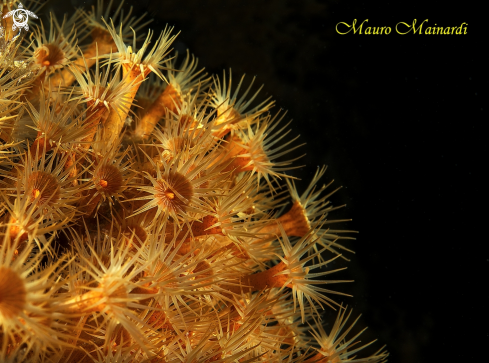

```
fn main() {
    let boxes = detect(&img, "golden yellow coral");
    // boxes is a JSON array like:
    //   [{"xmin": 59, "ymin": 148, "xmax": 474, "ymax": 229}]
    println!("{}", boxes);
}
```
[{"xmin": 0, "ymin": 2, "xmax": 388, "ymax": 362}]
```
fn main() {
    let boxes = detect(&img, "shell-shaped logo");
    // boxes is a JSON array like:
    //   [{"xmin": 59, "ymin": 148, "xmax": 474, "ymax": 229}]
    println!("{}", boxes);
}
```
[{"xmin": 2, "ymin": 2, "xmax": 38, "ymax": 32}]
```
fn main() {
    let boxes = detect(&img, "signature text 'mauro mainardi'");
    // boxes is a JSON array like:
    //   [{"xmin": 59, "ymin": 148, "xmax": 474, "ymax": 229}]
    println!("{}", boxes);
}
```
[{"xmin": 336, "ymin": 19, "xmax": 468, "ymax": 35}]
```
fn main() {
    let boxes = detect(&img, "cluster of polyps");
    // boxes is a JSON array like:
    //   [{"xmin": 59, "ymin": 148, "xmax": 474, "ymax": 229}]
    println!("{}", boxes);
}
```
[{"xmin": 0, "ymin": 0, "xmax": 388, "ymax": 362}]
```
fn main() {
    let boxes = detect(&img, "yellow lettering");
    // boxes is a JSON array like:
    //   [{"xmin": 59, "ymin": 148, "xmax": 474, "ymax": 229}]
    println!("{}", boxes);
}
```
[
  {"xmin": 396, "ymin": 22, "xmax": 411, "ymax": 35},
  {"xmin": 396, "ymin": 19, "xmax": 428, "ymax": 35},
  {"xmin": 336, "ymin": 19, "xmax": 369, "ymax": 35},
  {"xmin": 336, "ymin": 21, "xmax": 353, "ymax": 34},
  {"xmin": 353, "ymin": 19, "xmax": 368, "ymax": 34},
  {"xmin": 456, "ymin": 22, "xmax": 468, "ymax": 34},
  {"xmin": 413, "ymin": 19, "xmax": 428, "ymax": 34}
]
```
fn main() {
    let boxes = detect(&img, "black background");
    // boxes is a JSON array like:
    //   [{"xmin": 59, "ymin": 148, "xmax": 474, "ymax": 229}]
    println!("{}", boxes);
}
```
[{"xmin": 42, "ymin": 0, "xmax": 486, "ymax": 362}]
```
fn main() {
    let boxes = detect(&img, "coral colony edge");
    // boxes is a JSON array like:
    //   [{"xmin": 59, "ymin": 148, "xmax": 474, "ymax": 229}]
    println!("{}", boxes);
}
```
[{"xmin": 0, "ymin": 0, "xmax": 388, "ymax": 362}]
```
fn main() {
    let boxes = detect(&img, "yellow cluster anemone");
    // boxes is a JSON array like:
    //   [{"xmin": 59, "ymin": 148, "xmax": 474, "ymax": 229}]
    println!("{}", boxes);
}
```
[{"xmin": 0, "ymin": 1, "xmax": 388, "ymax": 362}]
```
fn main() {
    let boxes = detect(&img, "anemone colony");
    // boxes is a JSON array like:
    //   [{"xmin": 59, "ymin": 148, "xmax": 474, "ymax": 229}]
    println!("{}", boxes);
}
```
[{"xmin": 0, "ymin": 0, "xmax": 388, "ymax": 362}]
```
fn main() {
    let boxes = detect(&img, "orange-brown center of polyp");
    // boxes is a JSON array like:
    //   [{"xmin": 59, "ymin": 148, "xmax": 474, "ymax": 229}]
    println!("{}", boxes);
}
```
[
  {"xmin": 94, "ymin": 165, "xmax": 123, "ymax": 195},
  {"xmin": 9, "ymin": 224, "xmax": 21, "ymax": 238},
  {"xmin": 155, "ymin": 172, "xmax": 193, "ymax": 213},
  {"xmin": 0, "ymin": 267, "xmax": 26, "ymax": 319},
  {"xmin": 27, "ymin": 171, "xmax": 60, "ymax": 205},
  {"xmin": 32, "ymin": 188, "xmax": 41, "ymax": 199},
  {"xmin": 35, "ymin": 44, "xmax": 65, "ymax": 68}
]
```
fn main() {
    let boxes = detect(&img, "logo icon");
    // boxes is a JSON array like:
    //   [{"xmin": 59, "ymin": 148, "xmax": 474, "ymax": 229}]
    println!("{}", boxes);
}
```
[{"xmin": 2, "ymin": 2, "xmax": 38, "ymax": 32}]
